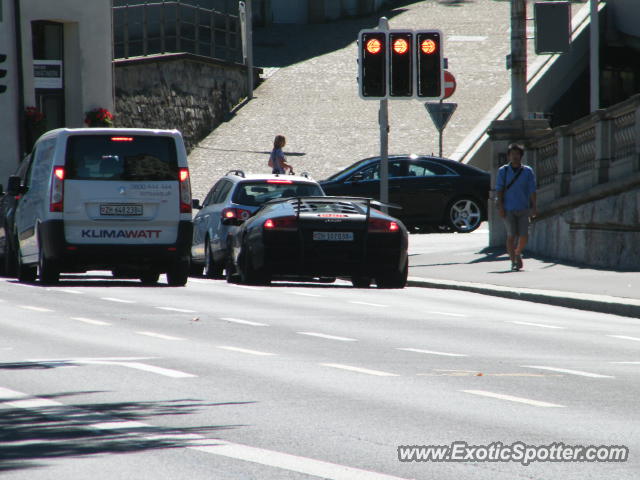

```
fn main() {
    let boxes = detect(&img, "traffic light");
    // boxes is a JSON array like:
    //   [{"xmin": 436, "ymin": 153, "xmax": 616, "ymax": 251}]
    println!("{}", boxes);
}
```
[
  {"xmin": 358, "ymin": 30, "xmax": 386, "ymax": 99},
  {"xmin": 389, "ymin": 31, "xmax": 413, "ymax": 98},
  {"xmin": 0, "ymin": 54, "xmax": 7, "ymax": 94},
  {"xmin": 416, "ymin": 30, "xmax": 443, "ymax": 99}
]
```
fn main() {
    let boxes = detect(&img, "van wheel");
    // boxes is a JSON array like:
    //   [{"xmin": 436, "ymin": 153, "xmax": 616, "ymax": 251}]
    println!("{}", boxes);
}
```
[
  {"xmin": 39, "ymin": 249, "xmax": 60, "ymax": 285},
  {"xmin": 17, "ymin": 248, "xmax": 37, "ymax": 283},
  {"xmin": 166, "ymin": 258, "xmax": 189, "ymax": 286},
  {"xmin": 140, "ymin": 272, "xmax": 160, "ymax": 285}
]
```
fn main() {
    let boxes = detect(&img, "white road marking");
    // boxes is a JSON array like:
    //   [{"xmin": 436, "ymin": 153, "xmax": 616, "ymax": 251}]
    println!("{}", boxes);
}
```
[
  {"xmin": 291, "ymin": 292, "xmax": 322, "ymax": 297},
  {"xmin": 0, "ymin": 386, "xmax": 410, "ymax": 480},
  {"xmin": 19, "ymin": 305, "xmax": 53, "ymax": 312},
  {"xmin": 191, "ymin": 440, "xmax": 412, "ymax": 480},
  {"xmin": 220, "ymin": 317, "xmax": 268, "ymax": 327},
  {"xmin": 218, "ymin": 346, "xmax": 276, "ymax": 356},
  {"xmin": 90, "ymin": 421, "xmax": 150, "ymax": 430},
  {"xmin": 349, "ymin": 301, "xmax": 388, "ymax": 308},
  {"xmin": 608, "ymin": 335, "xmax": 640, "ymax": 343},
  {"xmin": 522, "ymin": 365, "xmax": 614, "ymax": 379},
  {"xmin": 30, "ymin": 356, "xmax": 156, "ymax": 362},
  {"xmin": 611, "ymin": 361, "xmax": 640, "ymax": 364},
  {"xmin": 397, "ymin": 348, "xmax": 468, "ymax": 357},
  {"xmin": 227, "ymin": 284, "xmax": 264, "ymax": 291},
  {"xmin": 298, "ymin": 332, "xmax": 357, "ymax": 342},
  {"xmin": 462, "ymin": 390, "xmax": 565, "ymax": 408},
  {"xmin": 78, "ymin": 360, "xmax": 196, "ymax": 378},
  {"xmin": 426, "ymin": 311, "xmax": 467, "ymax": 318},
  {"xmin": 511, "ymin": 321, "xmax": 565, "ymax": 330},
  {"xmin": 71, "ymin": 317, "xmax": 111, "ymax": 326},
  {"xmin": 57, "ymin": 289, "xmax": 83, "ymax": 294},
  {"xmin": 155, "ymin": 307, "xmax": 197, "ymax": 313},
  {"xmin": 321, "ymin": 363, "xmax": 398, "ymax": 377},
  {"xmin": 0, "ymin": 387, "xmax": 63, "ymax": 408},
  {"xmin": 136, "ymin": 331, "xmax": 185, "ymax": 341},
  {"xmin": 101, "ymin": 297, "xmax": 136, "ymax": 304}
]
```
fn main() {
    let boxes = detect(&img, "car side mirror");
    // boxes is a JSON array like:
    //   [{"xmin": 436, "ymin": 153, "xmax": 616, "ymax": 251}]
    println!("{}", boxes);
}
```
[
  {"xmin": 192, "ymin": 199, "xmax": 202, "ymax": 210},
  {"xmin": 7, "ymin": 176, "xmax": 26, "ymax": 196}
]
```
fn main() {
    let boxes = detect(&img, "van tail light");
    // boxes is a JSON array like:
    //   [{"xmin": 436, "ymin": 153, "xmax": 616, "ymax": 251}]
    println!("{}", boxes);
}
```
[
  {"xmin": 368, "ymin": 218, "xmax": 399, "ymax": 233},
  {"xmin": 178, "ymin": 168, "xmax": 192, "ymax": 213},
  {"xmin": 264, "ymin": 216, "xmax": 297, "ymax": 231},
  {"xmin": 49, "ymin": 167, "xmax": 65, "ymax": 212},
  {"xmin": 221, "ymin": 208, "xmax": 251, "ymax": 221}
]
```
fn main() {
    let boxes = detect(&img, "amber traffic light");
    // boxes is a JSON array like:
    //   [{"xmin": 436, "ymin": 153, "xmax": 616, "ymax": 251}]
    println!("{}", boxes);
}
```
[
  {"xmin": 358, "ymin": 31, "xmax": 387, "ymax": 98},
  {"xmin": 416, "ymin": 30, "xmax": 443, "ymax": 99},
  {"xmin": 389, "ymin": 31, "xmax": 413, "ymax": 98}
]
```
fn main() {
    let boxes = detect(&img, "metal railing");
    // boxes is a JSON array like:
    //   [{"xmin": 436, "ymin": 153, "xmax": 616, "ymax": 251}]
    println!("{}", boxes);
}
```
[
  {"xmin": 529, "ymin": 94, "xmax": 640, "ymax": 206},
  {"xmin": 113, "ymin": 1, "xmax": 242, "ymax": 63}
]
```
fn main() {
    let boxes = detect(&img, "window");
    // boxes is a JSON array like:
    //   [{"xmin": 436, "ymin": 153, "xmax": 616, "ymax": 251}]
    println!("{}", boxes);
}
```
[
  {"xmin": 408, "ymin": 160, "xmax": 457, "ymax": 177},
  {"xmin": 232, "ymin": 181, "xmax": 324, "ymax": 206},
  {"xmin": 65, "ymin": 135, "xmax": 178, "ymax": 181}
]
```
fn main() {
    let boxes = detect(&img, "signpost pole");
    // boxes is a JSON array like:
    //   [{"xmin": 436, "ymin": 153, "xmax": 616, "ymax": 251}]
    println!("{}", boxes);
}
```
[
  {"xmin": 378, "ymin": 17, "xmax": 389, "ymax": 213},
  {"xmin": 438, "ymin": 99, "xmax": 443, "ymax": 157}
]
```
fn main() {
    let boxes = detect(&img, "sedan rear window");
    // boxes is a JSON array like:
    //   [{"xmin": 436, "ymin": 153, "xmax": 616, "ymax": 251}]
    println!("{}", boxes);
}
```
[
  {"xmin": 233, "ymin": 181, "xmax": 324, "ymax": 206},
  {"xmin": 65, "ymin": 135, "xmax": 178, "ymax": 181}
]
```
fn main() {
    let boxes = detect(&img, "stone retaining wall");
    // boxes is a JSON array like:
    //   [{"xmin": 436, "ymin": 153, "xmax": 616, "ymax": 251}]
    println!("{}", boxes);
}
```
[
  {"xmin": 114, "ymin": 54, "xmax": 248, "ymax": 152},
  {"xmin": 529, "ymin": 181, "xmax": 640, "ymax": 270}
]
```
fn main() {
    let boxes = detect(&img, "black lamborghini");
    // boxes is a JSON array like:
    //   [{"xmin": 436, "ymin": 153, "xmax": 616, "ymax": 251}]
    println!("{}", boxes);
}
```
[{"xmin": 226, "ymin": 196, "xmax": 409, "ymax": 288}]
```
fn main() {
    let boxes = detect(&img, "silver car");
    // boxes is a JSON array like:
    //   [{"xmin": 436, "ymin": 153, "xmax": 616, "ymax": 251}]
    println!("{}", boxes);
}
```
[{"xmin": 191, "ymin": 170, "xmax": 325, "ymax": 277}]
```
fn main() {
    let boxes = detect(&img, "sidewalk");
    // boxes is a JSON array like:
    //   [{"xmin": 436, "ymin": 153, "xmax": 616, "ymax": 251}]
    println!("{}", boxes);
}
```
[{"xmin": 408, "ymin": 226, "xmax": 640, "ymax": 318}]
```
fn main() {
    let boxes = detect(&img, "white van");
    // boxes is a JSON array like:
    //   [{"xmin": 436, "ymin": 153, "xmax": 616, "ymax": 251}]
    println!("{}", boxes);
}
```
[{"xmin": 9, "ymin": 128, "xmax": 193, "ymax": 286}]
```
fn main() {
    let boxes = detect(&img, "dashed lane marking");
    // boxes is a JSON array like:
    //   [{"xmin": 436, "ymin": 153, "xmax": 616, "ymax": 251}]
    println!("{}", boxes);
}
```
[
  {"xmin": 136, "ymin": 331, "xmax": 185, "ymax": 341},
  {"xmin": 427, "ymin": 311, "xmax": 467, "ymax": 318},
  {"xmin": 298, "ymin": 332, "xmax": 357, "ymax": 342},
  {"xmin": 349, "ymin": 301, "xmax": 388, "ymax": 308},
  {"xmin": 218, "ymin": 346, "xmax": 276, "ymax": 356},
  {"xmin": 220, "ymin": 317, "xmax": 269, "ymax": 327},
  {"xmin": 155, "ymin": 307, "xmax": 197, "ymax": 313},
  {"xmin": 71, "ymin": 317, "xmax": 111, "ymax": 326},
  {"xmin": 101, "ymin": 297, "xmax": 136, "ymax": 304},
  {"xmin": 511, "ymin": 321, "xmax": 566, "ymax": 330},
  {"xmin": 321, "ymin": 363, "xmax": 399, "ymax": 377},
  {"xmin": 291, "ymin": 292, "xmax": 323, "ymax": 298},
  {"xmin": 397, "ymin": 348, "xmax": 467, "ymax": 357},
  {"xmin": 462, "ymin": 389, "xmax": 565, "ymax": 408},
  {"xmin": 522, "ymin": 365, "xmax": 614, "ymax": 379},
  {"xmin": 19, "ymin": 306, "xmax": 53, "ymax": 312},
  {"xmin": 608, "ymin": 335, "xmax": 640, "ymax": 343}
]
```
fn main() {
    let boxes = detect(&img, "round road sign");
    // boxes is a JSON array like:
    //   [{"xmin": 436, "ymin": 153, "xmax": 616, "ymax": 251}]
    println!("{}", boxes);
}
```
[{"xmin": 443, "ymin": 71, "xmax": 456, "ymax": 99}]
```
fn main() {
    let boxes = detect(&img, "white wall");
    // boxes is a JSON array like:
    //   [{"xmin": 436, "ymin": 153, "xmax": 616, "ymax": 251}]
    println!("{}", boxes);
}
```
[
  {"xmin": 19, "ymin": 0, "xmax": 114, "ymax": 127},
  {"xmin": 0, "ymin": 0, "xmax": 22, "ymax": 185}
]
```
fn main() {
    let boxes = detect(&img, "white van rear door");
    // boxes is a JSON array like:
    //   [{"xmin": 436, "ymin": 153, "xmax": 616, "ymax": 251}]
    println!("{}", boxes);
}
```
[
  {"xmin": 63, "ymin": 180, "xmax": 179, "ymax": 244},
  {"xmin": 62, "ymin": 134, "xmax": 181, "ymax": 245}
]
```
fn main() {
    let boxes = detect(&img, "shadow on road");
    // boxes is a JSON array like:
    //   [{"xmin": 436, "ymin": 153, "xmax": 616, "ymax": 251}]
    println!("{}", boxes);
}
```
[{"xmin": 0, "ymin": 390, "xmax": 252, "ymax": 474}]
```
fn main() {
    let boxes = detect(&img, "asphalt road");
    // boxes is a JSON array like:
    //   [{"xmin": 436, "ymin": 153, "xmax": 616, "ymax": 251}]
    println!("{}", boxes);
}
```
[{"xmin": 1, "ymin": 271, "xmax": 639, "ymax": 479}]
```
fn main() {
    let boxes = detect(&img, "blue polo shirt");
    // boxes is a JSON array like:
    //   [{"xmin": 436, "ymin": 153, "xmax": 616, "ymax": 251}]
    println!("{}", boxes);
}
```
[{"xmin": 496, "ymin": 164, "xmax": 536, "ymax": 211}]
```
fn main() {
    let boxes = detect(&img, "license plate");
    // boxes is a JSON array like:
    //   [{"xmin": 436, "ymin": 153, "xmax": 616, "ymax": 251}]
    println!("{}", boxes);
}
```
[
  {"xmin": 100, "ymin": 204, "xmax": 143, "ymax": 216},
  {"xmin": 313, "ymin": 231, "xmax": 354, "ymax": 241}
]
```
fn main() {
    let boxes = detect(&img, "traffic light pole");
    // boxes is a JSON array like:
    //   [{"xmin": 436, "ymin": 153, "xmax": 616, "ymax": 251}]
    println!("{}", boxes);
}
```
[{"xmin": 378, "ymin": 17, "xmax": 389, "ymax": 213}]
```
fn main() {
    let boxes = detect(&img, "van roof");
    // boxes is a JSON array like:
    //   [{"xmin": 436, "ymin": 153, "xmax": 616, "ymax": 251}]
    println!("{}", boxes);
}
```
[{"xmin": 37, "ymin": 127, "xmax": 182, "ymax": 142}]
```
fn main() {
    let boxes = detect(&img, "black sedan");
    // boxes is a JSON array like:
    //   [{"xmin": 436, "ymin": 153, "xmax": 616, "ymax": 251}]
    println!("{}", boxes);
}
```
[
  {"xmin": 320, "ymin": 155, "xmax": 490, "ymax": 232},
  {"xmin": 226, "ymin": 196, "xmax": 409, "ymax": 288}
]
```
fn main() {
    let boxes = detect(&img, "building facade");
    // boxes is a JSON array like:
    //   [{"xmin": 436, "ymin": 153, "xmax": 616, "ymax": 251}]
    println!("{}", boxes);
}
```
[{"xmin": 0, "ymin": 0, "xmax": 113, "ymax": 184}]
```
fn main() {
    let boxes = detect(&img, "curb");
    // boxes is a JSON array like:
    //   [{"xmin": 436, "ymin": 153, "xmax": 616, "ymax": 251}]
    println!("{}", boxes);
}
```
[{"xmin": 407, "ymin": 276, "xmax": 640, "ymax": 319}]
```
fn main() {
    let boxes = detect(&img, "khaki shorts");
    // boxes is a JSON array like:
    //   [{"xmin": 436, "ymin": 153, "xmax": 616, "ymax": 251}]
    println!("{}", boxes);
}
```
[{"xmin": 504, "ymin": 209, "xmax": 530, "ymax": 237}]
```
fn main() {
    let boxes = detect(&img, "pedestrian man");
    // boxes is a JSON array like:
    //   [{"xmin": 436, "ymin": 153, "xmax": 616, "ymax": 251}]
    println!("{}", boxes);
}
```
[{"xmin": 496, "ymin": 143, "xmax": 537, "ymax": 271}]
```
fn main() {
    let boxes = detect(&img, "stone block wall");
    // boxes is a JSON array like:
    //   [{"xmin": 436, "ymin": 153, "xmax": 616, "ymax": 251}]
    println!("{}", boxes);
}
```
[
  {"xmin": 114, "ymin": 54, "xmax": 248, "ymax": 152},
  {"xmin": 529, "ymin": 183, "xmax": 640, "ymax": 270}
]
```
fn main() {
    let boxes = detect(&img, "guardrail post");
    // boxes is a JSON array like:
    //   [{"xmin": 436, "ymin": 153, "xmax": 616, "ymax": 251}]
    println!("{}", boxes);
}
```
[{"xmin": 556, "ymin": 126, "xmax": 571, "ymax": 198}]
